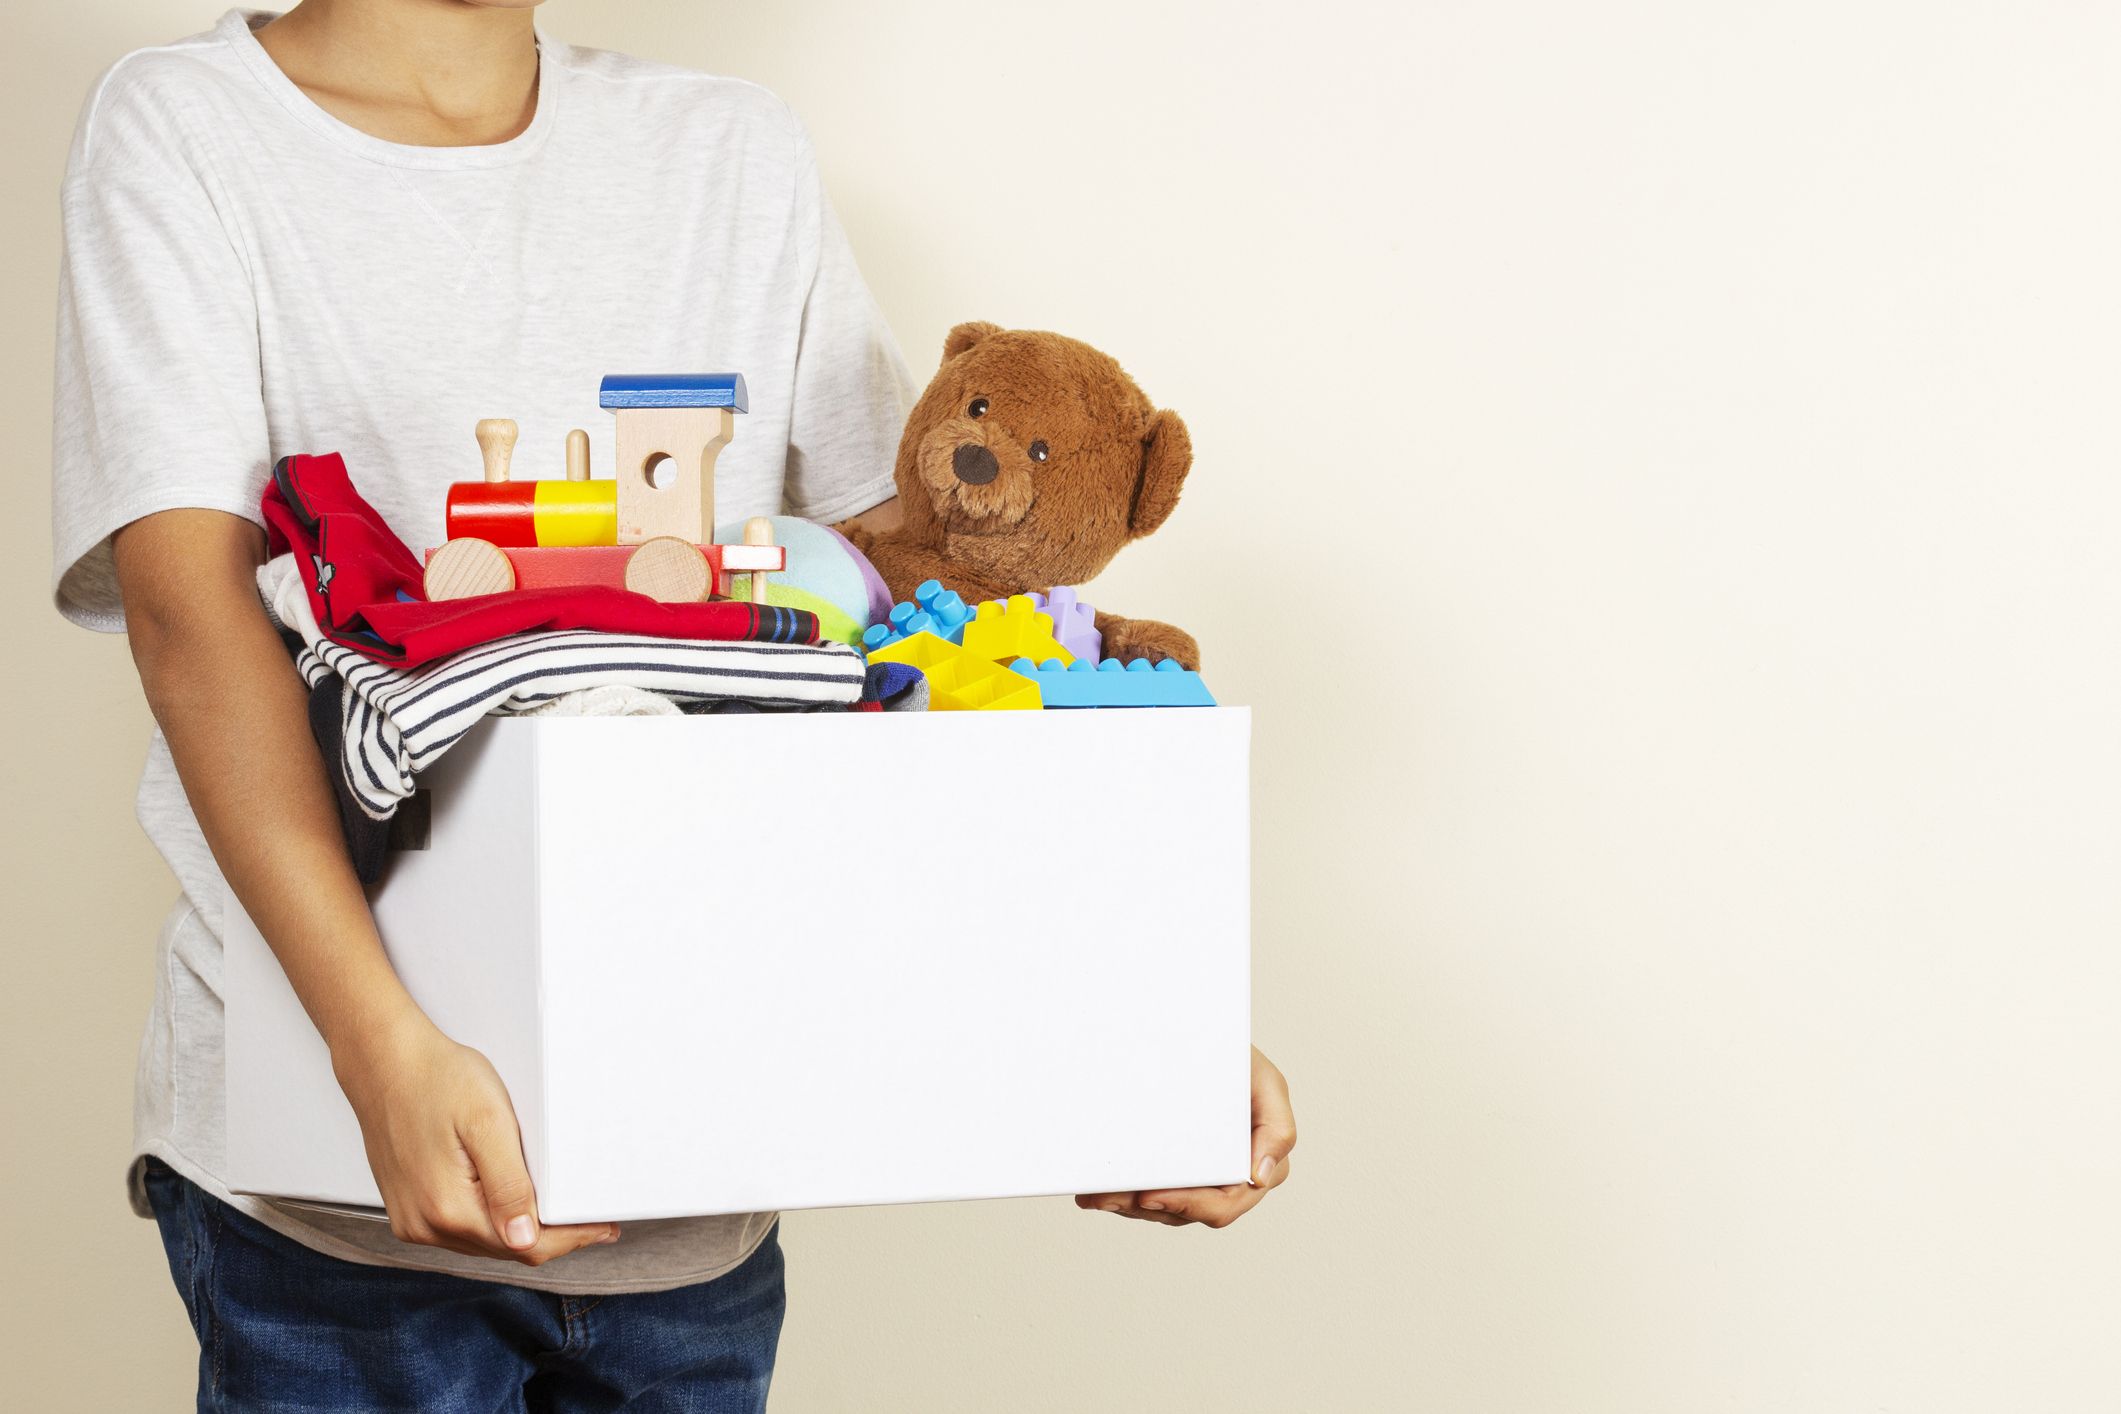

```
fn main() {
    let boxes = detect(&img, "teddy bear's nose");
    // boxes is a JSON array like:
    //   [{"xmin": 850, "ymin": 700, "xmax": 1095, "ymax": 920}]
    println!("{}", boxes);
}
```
[{"xmin": 952, "ymin": 443, "xmax": 1000, "ymax": 486}]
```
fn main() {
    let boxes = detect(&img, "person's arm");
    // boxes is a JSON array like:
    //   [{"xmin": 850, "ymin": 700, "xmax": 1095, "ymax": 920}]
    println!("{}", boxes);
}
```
[
  {"xmin": 113, "ymin": 508, "xmax": 616, "ymax": 1265},
  {"xmin": 55, "ymin": 64, "xmax": 609, "ymax": 1266},
  {"xmin": 1076, "ymin": 1046, "xmax": 1296, "ymax": 1227},
  {"xmin": 842, "ymin": 497, "xmax": 902, "ymax": 535}
]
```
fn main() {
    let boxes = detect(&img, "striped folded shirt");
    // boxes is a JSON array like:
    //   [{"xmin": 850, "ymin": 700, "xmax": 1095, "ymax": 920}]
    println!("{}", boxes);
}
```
[{"xmin": 258, "ymin": 553, "xmax": 867, "ymax": 821}]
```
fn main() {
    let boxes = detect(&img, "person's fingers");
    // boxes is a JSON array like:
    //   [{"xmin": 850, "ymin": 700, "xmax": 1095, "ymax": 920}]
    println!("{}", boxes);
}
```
[
  {"xmin": 1072, "ymin": 1049, "xmax": 1296, "ymax": 1230},
  {"xmin": 1079, "ymin": 1192, "xmax": 1171, "ymax": 1222},
  {"xmin": 455, "ymin": 1103, "xmax": 541, "ymax": 1252},
  {"xmin": 1081, "ymin": 1192, "xmax": 1192, "ymax": 1225},
  {"xmin": 383, "ymin": 1105, "xmax": 622, "ymax": 1266},
  {"xmin": 388, "ymin": 1188, "xmax": 619, "ymax": 1265},
  {"xmin": 388, "ymin": 1193, "xmax": 510, "ymax": 1261},
  {"xmin": 1249, "ymin": 1048, "xmax": 1297, "ymax": 1189},
  {"xmin": 514, "ymin": 1221, "xmax": 624, "ymax": 1265},
  {"xmin": 447, "ymin": 1113, "xmax": 622, "ymax": 1264},
  {"xmin": 1077, "ymin": 1182, "xmax": 1270, "ymax": 1228},
  {"xmin": 1137, "ymin": 1182, "xmax": 1266, "ymax": 1229},
  {"xmin": 1123, "ymin": 1207, "xmax": 1192, "ymax": 1226}
]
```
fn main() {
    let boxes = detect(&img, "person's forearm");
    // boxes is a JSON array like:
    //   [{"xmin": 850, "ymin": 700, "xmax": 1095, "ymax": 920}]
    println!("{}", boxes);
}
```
[
  {"xmin": 114, "ymin": 512, "xmax": 617, "ymax": 1263},
  {"xmin": 840, "ymin": 495, "xmax": 901, "ymax": 536},
  {"xmin": 120, "ymin": 529, "xmax": 427, "ymax": 1067}
]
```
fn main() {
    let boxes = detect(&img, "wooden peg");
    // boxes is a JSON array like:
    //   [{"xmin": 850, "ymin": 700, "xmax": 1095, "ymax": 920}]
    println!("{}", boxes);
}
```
[
  {"xmin": 718, "ymin": 521, "xmax": 785, "ymax": 598},
  {"xmin": 476, "ymin": 419, "xmax": 518, "ymax": 483},
  {"xmin": 623, "ymin": 536, "xmax": 714, "ymax": 603},
  {"xmin": 744, "ymin": 517, "xmax": 774, "ymax": 604},
  {"xmin": 566, "ymin": 428, "xmax": 590, "ymax": 482},
  {"xmin": 424, "ymin": 537, "xmax": 515, "ymax": 600}
]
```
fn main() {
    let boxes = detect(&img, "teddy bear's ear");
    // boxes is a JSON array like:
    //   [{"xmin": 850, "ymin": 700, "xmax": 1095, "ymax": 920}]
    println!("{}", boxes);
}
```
[
  {"xmin": 1130, "ymin": 408, "xmax": 1192, "ymax": 539},
  {"xmin": 942, "ymin": 321, "xmax": 1003, "ymax": 362}
]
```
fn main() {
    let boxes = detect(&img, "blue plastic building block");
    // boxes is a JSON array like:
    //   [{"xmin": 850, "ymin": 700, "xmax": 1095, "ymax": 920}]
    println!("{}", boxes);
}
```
[
  {"xmin": 861, "ymin": 579, "xmax": 973, "ymax": 652},
  {"xmin": 598, "ymin": 373, "xmax": 750, "ymax": 412},
  {"xmin": 1007, "ymin": 657, "xmax": 1216, "ymax": 708}
]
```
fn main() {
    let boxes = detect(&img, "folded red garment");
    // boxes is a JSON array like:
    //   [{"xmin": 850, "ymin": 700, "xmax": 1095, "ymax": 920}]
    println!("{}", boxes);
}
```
[{"xmin": 262, "ymin": 452, "xmax": 819, "ymax": 667}]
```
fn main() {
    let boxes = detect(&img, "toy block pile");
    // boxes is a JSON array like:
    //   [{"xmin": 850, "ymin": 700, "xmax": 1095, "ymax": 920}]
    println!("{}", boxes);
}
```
[{"xmin": 863, "ymin": 580, "xmax": 1215, "ymax": 712}]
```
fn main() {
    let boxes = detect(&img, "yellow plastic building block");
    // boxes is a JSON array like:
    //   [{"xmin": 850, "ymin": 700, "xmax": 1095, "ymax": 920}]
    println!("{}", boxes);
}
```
[
  {"xmin": 866, "ymin": 631, "xmax": 1043, "ymax": 711},
  {"xmin": 959, "ymin": 594, "xmax": 1075, "ymax": 667}
]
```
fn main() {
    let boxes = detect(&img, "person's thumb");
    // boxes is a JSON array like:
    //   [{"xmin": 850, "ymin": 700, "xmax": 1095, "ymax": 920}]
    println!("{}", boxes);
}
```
[
  {"xmin": 459, "ymin": 1105, "xmax": 539, "ymax": 1250},
  {"xmin": 1249, "ymin": 1052, "xmax": 1297, "ymax": 1189},
  {"xmin": 1250, "ymin": 1121, "xmax": 1296, "ymax": 1189}
]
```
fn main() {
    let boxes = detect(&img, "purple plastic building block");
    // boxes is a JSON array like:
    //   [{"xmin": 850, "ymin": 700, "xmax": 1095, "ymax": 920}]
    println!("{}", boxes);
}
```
[
  {"xmin": 1007, "ymin": 656, "xmax": 1215, "ymax": 708},
  {"xmin": 1029, "ymin": 586, "xmax": 1101, "ymax": 664}
]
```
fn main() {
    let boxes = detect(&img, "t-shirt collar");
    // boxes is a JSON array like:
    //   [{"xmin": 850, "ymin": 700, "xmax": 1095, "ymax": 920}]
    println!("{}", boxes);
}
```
[{"xmin": 219, "ymin": 8, "xmax": 559, "ymax": 170}]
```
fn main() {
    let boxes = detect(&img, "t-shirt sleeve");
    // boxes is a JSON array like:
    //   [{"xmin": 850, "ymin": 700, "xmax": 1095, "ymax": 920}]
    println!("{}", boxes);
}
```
[
  {"xmin": 50, "ymin": 86, "xmax": 269, "ymax": 633},
  {"xmin": 779, "ymin": 127, "xmax": 917, "ymax": 524}
]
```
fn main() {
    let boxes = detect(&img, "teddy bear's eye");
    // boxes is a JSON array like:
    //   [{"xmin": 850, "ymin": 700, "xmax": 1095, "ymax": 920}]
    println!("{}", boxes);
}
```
[
  {"xmin": 1028, "ymin": 440, "xmax": 1050, "ymax": 462},
  {"xmin": 967, "ymin": 398, "xmax": 989, "ymax": 418}
]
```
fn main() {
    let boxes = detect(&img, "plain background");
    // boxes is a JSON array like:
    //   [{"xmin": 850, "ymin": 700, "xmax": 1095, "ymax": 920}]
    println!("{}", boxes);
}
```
[{"xmin": 6, "ymin": 2, "xmax": 2119, "ymax": 1409}]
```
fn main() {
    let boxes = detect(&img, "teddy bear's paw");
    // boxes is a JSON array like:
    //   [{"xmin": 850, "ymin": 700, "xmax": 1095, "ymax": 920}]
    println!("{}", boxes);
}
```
[{"xmin": 1099, "ymin": 618, "xmax": 1200, "ymax": 672}]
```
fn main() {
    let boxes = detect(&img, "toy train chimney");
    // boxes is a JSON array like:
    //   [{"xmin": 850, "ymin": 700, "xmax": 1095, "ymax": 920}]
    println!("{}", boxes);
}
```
[
  {"xmin": 599, "ymin": 374, "xmax": 749, "ymax": 545},
  {"xmin": 475, "ymin": 418, "xmax": 517, "ymax": 483}
]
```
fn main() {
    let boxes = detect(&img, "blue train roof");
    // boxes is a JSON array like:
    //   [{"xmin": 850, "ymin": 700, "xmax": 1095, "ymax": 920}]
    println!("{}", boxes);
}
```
[{"xmin": 598, "ymin": 373, "xmax": 749, "ymax": 412}]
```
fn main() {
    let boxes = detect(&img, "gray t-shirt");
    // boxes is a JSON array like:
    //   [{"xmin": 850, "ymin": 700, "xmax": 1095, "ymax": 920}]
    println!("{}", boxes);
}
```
[{"xmin": 50, "ymin": 8, "xmax": 914, "ymax": 1293}]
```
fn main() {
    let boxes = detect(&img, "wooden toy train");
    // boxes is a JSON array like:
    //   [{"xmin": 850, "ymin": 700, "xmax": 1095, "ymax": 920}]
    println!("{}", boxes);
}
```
[{"xmin": 422, "ymin": 373, "xmax": 786, "ymax": 604}]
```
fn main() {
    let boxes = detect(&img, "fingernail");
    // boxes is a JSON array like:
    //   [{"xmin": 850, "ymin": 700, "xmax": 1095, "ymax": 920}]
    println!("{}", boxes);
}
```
[
  {"xmin": 1139, "ymin": 1198, "xmax": 1165, "ymax": 1211},
  {"xmin": 597, "ymin": 1228, "xmax": 621, "ymax": 1244},
  {"xmin": 505, "ymin": 1215, "xmax": 536, "ymax": 1249},
  {"xmin": 1104, "ymin": 1203, "xmax": 1126, "ymax": 1214},
  {"xmin": 1252, "ymin": 1154, "xmax": 1278, "ymax": 1187}
]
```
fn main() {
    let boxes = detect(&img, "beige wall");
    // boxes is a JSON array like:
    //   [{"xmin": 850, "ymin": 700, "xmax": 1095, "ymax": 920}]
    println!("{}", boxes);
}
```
[{"xmin": 7, "ymin": 2, "xmax": 2119, "ymax": 1409}]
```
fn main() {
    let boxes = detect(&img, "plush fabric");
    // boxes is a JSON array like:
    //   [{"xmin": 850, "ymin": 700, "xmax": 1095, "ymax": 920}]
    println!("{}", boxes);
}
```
[{"xmin": 839, "ymin": 324, "xmax": 1200, "ymax": 668}]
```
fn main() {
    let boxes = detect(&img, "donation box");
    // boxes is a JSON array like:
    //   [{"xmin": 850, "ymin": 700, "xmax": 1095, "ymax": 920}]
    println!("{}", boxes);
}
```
[{"xmin": 222, "ymin": 708, "xmax": 1253, "ymax": 1223}]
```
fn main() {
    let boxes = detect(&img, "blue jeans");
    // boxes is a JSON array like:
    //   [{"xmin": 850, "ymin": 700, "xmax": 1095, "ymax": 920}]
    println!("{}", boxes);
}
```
[{"xmin": 142, "ymin": 1157, "xmax": 785, "ymax": 1413}]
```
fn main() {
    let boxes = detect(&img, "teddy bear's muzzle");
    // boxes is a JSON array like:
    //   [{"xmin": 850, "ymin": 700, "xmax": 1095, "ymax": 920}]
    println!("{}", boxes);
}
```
[
  {"xmin": 951, "ymin": 443, "xmax": 1000, "ymax": 485},
  {"xmin": 917, "ymin": 418, "xmax": 1035, "ymax": 530}
]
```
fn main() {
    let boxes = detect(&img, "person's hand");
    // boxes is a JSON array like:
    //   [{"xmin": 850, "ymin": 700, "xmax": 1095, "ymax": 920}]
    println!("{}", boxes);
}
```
[
  {"xmin": 332, "ymin": 1014, "xmax": 620, "ymax": 1266},
  {"xmin": 1076, "ymin": 1046, "xmax": 1295, "ymax": 1228}
]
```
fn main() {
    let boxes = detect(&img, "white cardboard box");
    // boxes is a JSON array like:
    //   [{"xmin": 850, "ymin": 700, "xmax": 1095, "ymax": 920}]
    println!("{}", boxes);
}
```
[{"xmin": 222, "ymin": 708, "xmax": 1252, "ymax": 1223}]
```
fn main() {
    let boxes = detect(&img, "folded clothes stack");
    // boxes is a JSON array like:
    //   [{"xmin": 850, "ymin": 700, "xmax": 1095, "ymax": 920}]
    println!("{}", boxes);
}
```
[
  {"xmin": 254, "ymin": 449, "xmax": 927, "ymax": 881},
  {"xmin": 261, "ymin": 552, "xmax": 905, "ymax": 882}
]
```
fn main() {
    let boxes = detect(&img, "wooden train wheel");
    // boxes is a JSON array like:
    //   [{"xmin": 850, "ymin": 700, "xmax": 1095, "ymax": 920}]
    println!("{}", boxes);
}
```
[
  {"xmin": 623, "ymin": 536, "xmax": 714, "ymax": 603},
  {"xmin": 424, "ymin": 536, "xmax": 515, "ymax": 601}
]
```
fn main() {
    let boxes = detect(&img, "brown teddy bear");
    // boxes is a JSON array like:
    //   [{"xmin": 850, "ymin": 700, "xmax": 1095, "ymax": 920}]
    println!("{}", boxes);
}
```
[{"xmin": 839, "ymin": 322, "xmax": 1200, "ymax": 668}]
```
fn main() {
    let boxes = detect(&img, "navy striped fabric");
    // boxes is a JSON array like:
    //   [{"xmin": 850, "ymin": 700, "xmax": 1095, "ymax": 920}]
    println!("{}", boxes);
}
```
[{"xmin": 260, "ymin": 553, "xmax": 866, "ymax": 820}]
